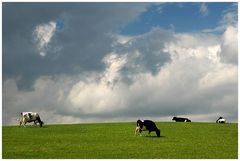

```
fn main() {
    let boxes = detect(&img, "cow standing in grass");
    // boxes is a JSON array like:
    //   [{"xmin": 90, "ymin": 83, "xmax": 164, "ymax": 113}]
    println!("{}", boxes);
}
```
[
  {"xmin": 18, "ymin": 112, "xmax": 44, "ymax": 127},
  {"xmin": 135, "ymin": 120, "xmax": 160, "ymax": 137},
  {"xmin": 216, "ymin": 117, "xmax": 226, "ymax": 123},
  {"xmin": 172, "ymin": 116, "xmax": 191, "ymax": 122}
]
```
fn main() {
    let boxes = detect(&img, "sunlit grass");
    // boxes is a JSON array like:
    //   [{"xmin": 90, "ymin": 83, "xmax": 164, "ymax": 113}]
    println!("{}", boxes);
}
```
[{"xmin": 2, "ymin": 122, "xmax": 237, "ymax": 159}]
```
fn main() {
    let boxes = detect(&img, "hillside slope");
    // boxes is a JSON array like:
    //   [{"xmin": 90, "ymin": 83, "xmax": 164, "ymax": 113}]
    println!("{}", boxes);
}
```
[{"xmin": 2, "ymin": 122, "xmax": 238, "ymax": 159}]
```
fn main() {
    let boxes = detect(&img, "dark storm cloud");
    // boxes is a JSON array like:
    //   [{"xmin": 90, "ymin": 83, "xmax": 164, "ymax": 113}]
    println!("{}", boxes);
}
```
[{"xmin": 3, "ymin": 2, "xmax": 149, "ymax": 90}]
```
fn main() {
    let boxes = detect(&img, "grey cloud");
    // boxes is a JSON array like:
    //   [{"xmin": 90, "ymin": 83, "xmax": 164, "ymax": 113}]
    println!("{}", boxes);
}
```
[
  {"xmin": 3, "ymin": 3, "xmax": 237, "ymax": 125},
  {"xmin": 219, "ymin": 26, "xmax": 238, "ymax": 64},
  {"xmin": 113, "ymin": 27, "xmax": 173, "ymax": 78},
  {"xmin": 3, "ymin": 2, "xmax": 149, "ymax": 90}
]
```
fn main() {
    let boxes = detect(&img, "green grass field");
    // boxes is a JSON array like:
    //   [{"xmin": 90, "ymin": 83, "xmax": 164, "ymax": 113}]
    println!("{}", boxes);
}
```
[{"xmin": 2, "ymin": 122, "xmax": 238, "ymax": 159}]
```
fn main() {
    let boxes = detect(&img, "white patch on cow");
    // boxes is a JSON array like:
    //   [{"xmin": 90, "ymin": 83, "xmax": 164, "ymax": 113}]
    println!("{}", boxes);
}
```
[
  {"xmin": 218, "ymin": 118, "xmax": 226, "ymax": 123},
  {"xmin": 141, "ymin": 120, "xmax": 144, "ymax": 122},
  {"xmin": 135, "ymin": 125, "xmax": 148, "ymax": 136},
  {"xmin": 19, "ymin": 112, "xmax": 43, "ymax": 127},
  {"xmin": 141, "ymin": 125, "xmax": 147, "ymax": 131},
  {"xmin": 135, "ymin": 126, "xmax": 140, "ymax": 135}
]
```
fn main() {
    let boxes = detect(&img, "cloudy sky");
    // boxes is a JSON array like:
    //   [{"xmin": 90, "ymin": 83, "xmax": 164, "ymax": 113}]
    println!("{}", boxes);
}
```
[{"xmin": 2, "ymin": 2, "xmax": 238, "ymax": 125}]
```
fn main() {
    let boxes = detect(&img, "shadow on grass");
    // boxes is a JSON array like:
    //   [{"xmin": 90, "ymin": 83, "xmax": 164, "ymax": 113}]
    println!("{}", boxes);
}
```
[
  {"xmin": 19, "ymin": 125, "xmax": 48, "ymax": 128},
  {"xmin": 145, "ymin": 135, "xmax": 165, "ymax": 138}
]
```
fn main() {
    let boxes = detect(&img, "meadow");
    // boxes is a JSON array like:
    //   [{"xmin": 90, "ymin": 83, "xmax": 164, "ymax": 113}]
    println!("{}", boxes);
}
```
[{"xmin": 2, "ymin": 122, "xmax": 238, "ymax": 159}]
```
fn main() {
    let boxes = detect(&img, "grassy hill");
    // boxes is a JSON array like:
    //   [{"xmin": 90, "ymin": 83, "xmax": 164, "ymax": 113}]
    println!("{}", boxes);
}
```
[{"xmin": 2, "ymin": 122, "xmax": 238, "ymax": 159}]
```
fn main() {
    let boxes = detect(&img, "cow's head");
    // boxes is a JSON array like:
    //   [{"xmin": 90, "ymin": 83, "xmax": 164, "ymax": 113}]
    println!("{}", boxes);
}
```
[{"xmin": 137, "ymin": 120, "xmax": 143, "ymax": 126}]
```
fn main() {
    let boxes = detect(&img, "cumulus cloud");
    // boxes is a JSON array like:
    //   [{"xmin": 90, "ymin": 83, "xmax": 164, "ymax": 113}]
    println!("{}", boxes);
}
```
[
  {"xmin": 220, "ymin": 26, "xmax": 238, "ymax": 64},
  {"xmin": 33, "ymin": 21, "xmax": 57, "ymax": 56},
  {"xmin": 67, "ymin": 53, "xmax": 128, "ymax": 113},
  {"xmin": 3, "ymin": 25, "xmax": 237, "ymax": 125},
  {"xmin": 3, "ymin": 3, "xmax": 149, "ymax": 90},
  {"xmin": 3, "ymin": 3, "xmax": 238, "ymax": 125}
]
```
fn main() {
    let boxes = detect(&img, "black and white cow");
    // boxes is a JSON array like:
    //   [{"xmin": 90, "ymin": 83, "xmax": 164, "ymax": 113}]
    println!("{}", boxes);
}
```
[
  {"xmin": 135, "ymin": 120, "xmax": 160, "ymax": 137},
  {"xmin": 216, "ymin": 117, "xmax": 226, "ymax": 123},
  {"xmin": 172, "ymin": 116, "xmax": 191, "ymax": 122},
  {"xmin": 18, "ymin": 112, "xmax": 44, "ymax": 127}
]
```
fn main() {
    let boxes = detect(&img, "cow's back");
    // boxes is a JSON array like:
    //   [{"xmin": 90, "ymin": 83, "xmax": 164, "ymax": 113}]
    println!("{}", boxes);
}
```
[
  {"xmin": 143, "ymin": 120, "xmax": 158, "ymax": 130},
  {"xmin": 22, "ymin": 112, "xmax": 38, "ymax": 121}
]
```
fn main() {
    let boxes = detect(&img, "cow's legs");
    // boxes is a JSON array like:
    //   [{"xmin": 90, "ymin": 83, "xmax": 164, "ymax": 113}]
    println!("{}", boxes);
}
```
[
  {"xmin": 139, "ymin": 129, "xmax": 143, "ymax": 136},
  {"xmin": 156, "ymin": 129, "xmax": 160, "ymax": 137},
  {"xmin": 135, "ymin": 126, "xmax": 140, "ymax": 135},
  {"xmin": 36, "ymin": 116, "xmax": 43, "ymax": 127},
  {"xmin": 148, "ymin": 131, "xmax": 151, "ymax": 136},
  {"xmin": 34, "ymin": 121, "xmax": 38, "ymax": 126}
]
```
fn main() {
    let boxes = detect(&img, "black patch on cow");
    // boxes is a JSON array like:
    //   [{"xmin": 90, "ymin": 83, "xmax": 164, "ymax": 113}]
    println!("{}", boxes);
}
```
[
  {"xmin": 172, "ymin": 117, "xmax": 191, "ymax": 122},
  {"xmin": 28, "ymin": 113, "xmax": 33, "ymax": 120},
  {"xmin": 216, "ymin": 117, "xmax": 225, "ymax": 123},
  {"xmin": 36, "ymin": 116, "xmax": 44, "ymax": 127}
]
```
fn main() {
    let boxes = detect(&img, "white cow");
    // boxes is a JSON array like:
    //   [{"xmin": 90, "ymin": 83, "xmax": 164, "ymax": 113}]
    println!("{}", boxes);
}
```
[
  {"xmin": 18, "ymin": 112, "xmax": 44, "ymax": 127},
  {"xmin": 216, "ymin": 117, "xmax": 226, "ymax": 123}
]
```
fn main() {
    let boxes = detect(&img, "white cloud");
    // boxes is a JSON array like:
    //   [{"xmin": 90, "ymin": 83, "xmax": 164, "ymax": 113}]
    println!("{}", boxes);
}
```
[
  {"xmin": 3, "ymin": 3, "xmax": 238, "ymax": 126},
  {"xmin": 111, "ymin": 34, "xmax": 133, "ymax": 46},
  {"xmin": 33, "ymin": 21, "xmax": 57, "ymax": 56},
  {"xmin": 202, "ymin": 4, "xmax": 237, "ymax": 33},
  {"xmin": 199, "ymin": 3, "xmax": 209, "ymax": 16},
  {"xmin": 3, "ymin": 26, "xmax": 237, "ymax": 125},
  {"xmin": 67, "ymin": 53, "xmax": 128, "ymax": 114},
  {"xmin": 220, "ymin": 26, "xmax": 238, "ymax": 64},
  {"xmin": 199, "ymin": 63, "xmax": 237, "ymax": 89},
  {"xmin": 101, "ymin": 53, "xmax": 127, "ymax": 86},
  {"xmin": 220, "ymin": 11, "xmax": 238, "ymax": 27}
]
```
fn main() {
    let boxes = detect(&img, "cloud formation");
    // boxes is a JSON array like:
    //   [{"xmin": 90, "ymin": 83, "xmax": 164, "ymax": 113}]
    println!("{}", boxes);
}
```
[
  {"xmin": 202, "ymin": 3, "xmax": 237, "ymax": 33},
  {"xmin": 33, "ymin": 21, "xmax": 57, "ymax": 56},
  {"xmin": 3, "ymin": 24, "xmax": 237, "ymax": 125},
  {"xmin": 199, "ymin": 3, "xmax": 209, "ymax": 16},
  {"xmin": 2, "ymin": 3, "xmax": 238, "ymax": 125},
  {"xmin": 3, "ymin": 3, "xmax": 149, "ymax": 90}
]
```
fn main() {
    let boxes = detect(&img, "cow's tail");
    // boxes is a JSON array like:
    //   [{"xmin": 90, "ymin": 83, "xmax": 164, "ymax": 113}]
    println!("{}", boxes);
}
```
[
  {"xmin": 36, "ymin": 116, "xmax": 44, "ymax": 127},
  {"xmin": 155, "ymin": 129, "xmax": 160, "ymax": 137}
]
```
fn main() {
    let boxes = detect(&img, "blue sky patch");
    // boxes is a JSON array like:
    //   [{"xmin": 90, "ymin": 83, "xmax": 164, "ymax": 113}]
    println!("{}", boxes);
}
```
[
  {"xmin": 56, "ymin": 19, "xmax": 64, "ymax": 30},
  {"xmin": 120, "ymin": 2, "xmax": 237, "ymax": 35}
]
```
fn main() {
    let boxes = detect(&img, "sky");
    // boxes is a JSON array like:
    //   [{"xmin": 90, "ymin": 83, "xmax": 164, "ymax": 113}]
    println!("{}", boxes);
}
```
[{"xmin": 2, "ymin": 2, "xmax": 238, "ymax": 125}]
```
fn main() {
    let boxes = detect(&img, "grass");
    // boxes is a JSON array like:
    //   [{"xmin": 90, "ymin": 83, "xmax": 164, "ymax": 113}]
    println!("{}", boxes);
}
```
[{"xmin": 2, "ymin": 122, "xmax": 238, "ymax": 159}]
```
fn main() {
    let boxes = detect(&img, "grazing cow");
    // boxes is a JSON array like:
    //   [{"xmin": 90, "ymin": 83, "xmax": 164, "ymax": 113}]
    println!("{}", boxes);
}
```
[
  {"xmin": 172, "ymin": 116, "xmax": 191, "ymax": 122},
  {"xmin": 18, "ymin": 112, "xmax": 44, "ymax": 127},
  {"xmin": 135, "ymin": 120, "xmax": 160, "ymax": 137},
  {"xmin": 216, "ymin": 117, "xmax": 226, "ymax": 123}
]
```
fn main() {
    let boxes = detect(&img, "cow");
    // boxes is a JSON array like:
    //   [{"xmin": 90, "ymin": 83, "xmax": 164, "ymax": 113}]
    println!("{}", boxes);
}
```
[
  {"xmin": 135, "ymin": 120, "xmax": 160, "ymax": 137},
  {"xmin": 216, "ymin": 117, "xmax": 226, "ymax": 123},
  {"xmin": 172, "ymin": 116, "xmax": 191, "ymax": 122},
  {"xmin": 18, "ymin": 112, "xmax": 44, "ymax": 127}
]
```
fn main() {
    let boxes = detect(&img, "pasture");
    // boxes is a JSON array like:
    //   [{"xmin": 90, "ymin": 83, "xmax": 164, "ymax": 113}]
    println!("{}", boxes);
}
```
[{"xmin": 2, "ymin": 122, "xmax": 238, "ymax": 159}]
